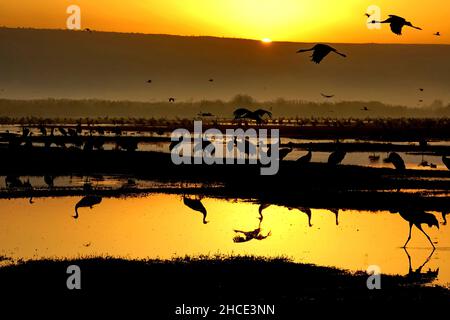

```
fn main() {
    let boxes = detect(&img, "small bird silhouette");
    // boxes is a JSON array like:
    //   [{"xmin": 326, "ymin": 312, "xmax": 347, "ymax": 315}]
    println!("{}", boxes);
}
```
[
  {"xmin": 434, "ymin": 32, "xmax": 441, "ymax": 36},
  {"xmin": 321, "ymin": 93, "xmax": 334, "ymax": 98},
  {"xmin": 297, "ymin": 44, "xmax": 347, "ymax": 64},
  {"xmin": 146, "ymin": 80, "xmax": 152, "ymax": 84},
  {"xmin": 370, "ymin": 15, "xmax": 422, "ymax": 35},
  {"xmin": 233, "ymin": 108, "xmax": 272, "ymax": 123},
  {"xmin": 361, "ymin": 107, "xmax": 369, "ymax": 111},
  {"xmin": 169, "ymin": 97, "xmax": 176, "ymax": 103},
  {"xmin": 419, "ymin": 88, "xmax": 424, "ymax": 91}
]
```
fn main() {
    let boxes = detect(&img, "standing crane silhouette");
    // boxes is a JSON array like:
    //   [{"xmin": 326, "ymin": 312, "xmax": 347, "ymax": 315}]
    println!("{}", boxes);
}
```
[
  {"xmin": 370, "ymin": 15, "xmax": 422, "ymax": 35},
  {"xmin": 73, "ymin": 195, "xmax": 102, "ymax": 219},
  {"xmin": 183, "ymin": 196, "xmax": 208, "ymax": 224},
  {"xmin": 398, "ymin": 209, "xmax": 439, "ymax": 249},
  {"xmin": 328, "ymin": 146, "xmax": 346, "ymax": 166},
  {"xmin": 296, "ymin": 146, "xmax": 312, "ymax": 165},
  {"xmin": 297, "ymin": 44, "xmax": 347, "ymax": 64},
  {"xmin": 384, "ymin": 152, "xmax": 406, "ymax": 170}
]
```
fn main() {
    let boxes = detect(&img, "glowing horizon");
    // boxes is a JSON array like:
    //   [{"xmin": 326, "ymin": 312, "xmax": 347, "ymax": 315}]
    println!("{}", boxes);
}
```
[{"xmin": 1, "ymin": 0, "xmax": 449, "ymax": 44}]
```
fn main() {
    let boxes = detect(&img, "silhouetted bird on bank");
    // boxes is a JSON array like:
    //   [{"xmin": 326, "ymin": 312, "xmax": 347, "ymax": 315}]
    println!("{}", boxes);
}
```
[
  {"xmin": 73, "ymin": 195, "xmax": 102, "ymax": 219},
  {"xmin": 398, "ymin": 209, "xmax": 439, "ymax": 249},
  {"xmin": 442, "ymin": 155, "xmax": 450, "ymax": 170},
  {"xmin": 321, "ymin": 93, "xmax": 334, "ymax": 98},
  {"xmin": 384, "ymin": 152, "xmax": 406, "ymax": 170},
  {"xmin": 361, "ymin": 107, "xmax": 369, "ymax": 111},
  {"xmin": 434, "ymin": 32, "xmax": 441, "ymax": 36},
  {"xmin": 208, "ymin": 79, "xmax": 214, "ymax": 82},
  {"xmin": 296, "ymin": 147, "xmax": 312, "ymax": 165},
  {"xmin": 85, "ymin": 28, "xmax": 92, "ymax": 33},
  {"xmin": 146, "ymin": 80, "xmax": 152, "ymax": 84},
  {"xmin": 328, "ymin": 147, "xmax": 346, "ymax": 166},
  {"xmin": 419, "ymin": 88, "xmax": 424, "ymax": 92},
  {"xmin": 370, "ymin": 15, "xmax": 422, "ymax": 35},
  {"xmin": 183, "ymin": 196, "xmax": 208, "ymax": 224},
  {"xmin": 297, "ymin": 44, "xmax": 347, "ymax": 64},
  {"xmin": 169, "ymin": 98, "xmax": 176, "ymax": 103},
  {"xmin": 233, "ymin": 108, "xmax": 272, "ymax": 123},
  {"xmin": 278, "ymin": 142, "xmax": 294, "ymax": 160}
]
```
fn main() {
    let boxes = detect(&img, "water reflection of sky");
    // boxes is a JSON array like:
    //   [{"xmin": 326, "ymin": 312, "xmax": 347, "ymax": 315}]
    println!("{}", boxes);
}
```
[{"xmin": 0, "ymin": 194, "xmax": 448, "ymax": 287}]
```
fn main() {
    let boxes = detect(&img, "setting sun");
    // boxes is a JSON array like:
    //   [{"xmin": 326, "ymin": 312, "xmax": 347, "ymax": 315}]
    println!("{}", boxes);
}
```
[{"xmin": 261, "ymin": 38, "xmax": 272, "ymax": 43}]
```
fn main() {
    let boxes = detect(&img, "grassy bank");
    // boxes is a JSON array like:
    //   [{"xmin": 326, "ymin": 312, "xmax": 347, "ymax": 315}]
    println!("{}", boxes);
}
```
[{"xmin": 1, "ymin": 255, "xmax": 448, "ymax": 309}]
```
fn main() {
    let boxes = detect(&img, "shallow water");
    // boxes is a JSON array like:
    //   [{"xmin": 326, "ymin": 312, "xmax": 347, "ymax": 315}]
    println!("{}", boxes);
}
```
[{"xmin": 0, "ymin": 194, "xmax": 448, "ymax": 287}]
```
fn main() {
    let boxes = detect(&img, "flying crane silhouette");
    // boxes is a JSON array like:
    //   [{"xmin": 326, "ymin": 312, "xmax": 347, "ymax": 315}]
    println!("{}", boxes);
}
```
[
  {"xmin": 297, "ymin": 44, "xmax": 347, "ymax": 64},
  {"xmin": 233, "ymin": 108, "xmax": 272, "ymax": 123},
  {"xmin": 370, "ymin": 15, "xmax": 422, "ymax": 35}
]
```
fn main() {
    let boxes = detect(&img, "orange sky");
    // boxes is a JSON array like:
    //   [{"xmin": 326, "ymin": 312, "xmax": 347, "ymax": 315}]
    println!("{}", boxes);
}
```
[{"xmin": 0, "ymin": 0, "xmax": 449, "ymax": 43}]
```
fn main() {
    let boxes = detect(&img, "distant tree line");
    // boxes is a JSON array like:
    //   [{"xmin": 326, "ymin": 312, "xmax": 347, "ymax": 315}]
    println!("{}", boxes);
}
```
[{"xmin": 0, "ymin": 95, "xmax": 449, "ymax": 120}]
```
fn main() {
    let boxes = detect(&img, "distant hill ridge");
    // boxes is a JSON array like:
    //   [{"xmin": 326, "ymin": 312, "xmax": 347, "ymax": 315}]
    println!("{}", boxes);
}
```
[{"xmin": 0, "ymin": 27, "xmax": 449, "ymax": 110}]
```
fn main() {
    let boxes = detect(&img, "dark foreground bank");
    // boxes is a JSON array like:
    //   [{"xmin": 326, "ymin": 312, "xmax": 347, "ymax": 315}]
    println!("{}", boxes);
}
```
[{"xmin": 0, "ymin": 256, "xmax": 448, "ymax": 317}]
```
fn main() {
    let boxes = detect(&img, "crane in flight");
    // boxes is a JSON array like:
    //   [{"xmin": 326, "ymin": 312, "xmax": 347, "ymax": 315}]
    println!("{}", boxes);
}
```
[
  {"xmin": 233, "ymin": 108, "xmax": 272, "ymax": 124},
  {"xmin": 297, "ymin": 44, "xmax": 347, "ymax": 64},
  {"xmin": 370, "ymin": 15, "xmax": 422, "ymax": 35}
]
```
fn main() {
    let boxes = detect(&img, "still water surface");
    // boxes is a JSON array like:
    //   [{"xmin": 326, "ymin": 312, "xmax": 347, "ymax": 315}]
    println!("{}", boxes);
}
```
[{"xmin": 0, "ymin": 194, "xmax": 448, "ymax": 287}]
